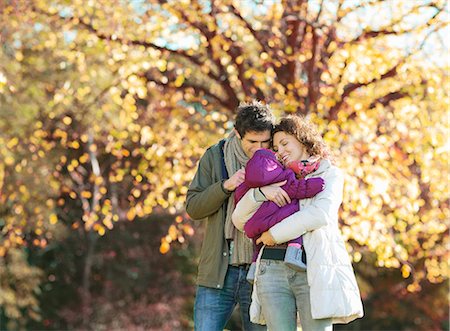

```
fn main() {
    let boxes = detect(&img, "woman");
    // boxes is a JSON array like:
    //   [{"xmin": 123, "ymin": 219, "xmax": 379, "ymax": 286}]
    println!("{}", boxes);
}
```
[
  {"xmin": 232, "ymin": 115, "xmax": 363, "ymax": 331},
  {"xmin": 234, "ymin": 148, "xmax": 325, "ymax": 281}
]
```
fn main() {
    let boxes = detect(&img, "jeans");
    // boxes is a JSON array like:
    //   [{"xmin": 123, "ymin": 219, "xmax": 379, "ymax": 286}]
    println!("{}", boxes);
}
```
[
  {"xmin": 256, "ymin": 259, "xmax": 332, "ymax": 331},
  {"xmin": 194, "ymin": 265, "xmax": 267, "ymax": 331}
]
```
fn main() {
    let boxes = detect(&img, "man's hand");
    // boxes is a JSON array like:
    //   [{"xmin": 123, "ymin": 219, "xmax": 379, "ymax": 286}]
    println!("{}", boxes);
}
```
[
  {"xmin": 256, "ymin": 231, "xmax": 276, "ymax": 246},
  {"xmin": 223, "ymin": 168, "xmax": 245, "ymax": 192},
  {"xmin": 260, "ymin": 180, "xmax": 291, "ymax": 207}
]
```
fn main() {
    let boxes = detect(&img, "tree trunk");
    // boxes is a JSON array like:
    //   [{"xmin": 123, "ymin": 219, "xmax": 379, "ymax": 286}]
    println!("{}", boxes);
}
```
[{"xmin": 81, "ymin": 231, "xmax": 98, "ymax": 329}]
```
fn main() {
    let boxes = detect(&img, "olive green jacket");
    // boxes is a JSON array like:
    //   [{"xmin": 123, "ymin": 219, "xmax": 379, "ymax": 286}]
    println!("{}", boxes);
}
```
[{"xmin": 185, "ymin": 141, "xmax": 232, "ymax": 289}]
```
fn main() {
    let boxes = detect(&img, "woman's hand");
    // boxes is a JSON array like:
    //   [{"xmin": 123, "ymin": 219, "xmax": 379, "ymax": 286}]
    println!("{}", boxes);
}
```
[
  {"xmin": 256, "ymin": 231, "xmax": 276, "ymax": 246},
  {"xmin": 260, "ymin": 180, "xmax": 291, "ymax": 207}
]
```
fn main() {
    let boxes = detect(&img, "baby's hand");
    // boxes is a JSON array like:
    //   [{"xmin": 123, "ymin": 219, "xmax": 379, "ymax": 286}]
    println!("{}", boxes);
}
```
[{"xmin": 304, "ymin": 177, "xmax": 325, "ymax": 197}]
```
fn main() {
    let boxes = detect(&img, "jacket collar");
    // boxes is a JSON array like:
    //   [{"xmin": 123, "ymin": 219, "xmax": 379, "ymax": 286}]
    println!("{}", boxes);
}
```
[{"xmin": 308, "ymin": 159, "xmax": 332, "ymax": 176}]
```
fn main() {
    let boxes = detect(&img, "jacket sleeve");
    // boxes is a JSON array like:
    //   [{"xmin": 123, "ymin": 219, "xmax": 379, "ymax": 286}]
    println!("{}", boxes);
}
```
[
  {"xmin": 243, "ymin": 201, "xmax": 299, "ymax": 238},
  {"xmin": 231, "ymin": 189, "xmax": 263, "ymax": 231},
  {"xmin": 185, "ymin": 149, "xmax": 231, "ymax": 220},
  {"xmin": 235, "ymin": 182, "xmax": 250, "ymax": 205},
  {"xmin": 283, "ymin": 175, "xmax": 325, "ymax": 200},
  {"xmin": 269, "ymin": 167, "xmax": 344, "ymax": 244}
]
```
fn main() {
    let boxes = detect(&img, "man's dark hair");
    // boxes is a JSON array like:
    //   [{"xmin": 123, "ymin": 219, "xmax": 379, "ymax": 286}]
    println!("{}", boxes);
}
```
[{"xmin": 234, "ymin": 100, "xmax": 275, "ymax": 137}]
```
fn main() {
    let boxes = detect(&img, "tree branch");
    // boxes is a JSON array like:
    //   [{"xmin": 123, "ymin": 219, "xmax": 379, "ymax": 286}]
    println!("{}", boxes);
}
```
[
  {"xmin": 173, "ymin": 9, "xmax": 239, "ymax": 107},
  {"xmin": 140, "ymin": 69, "xmax": 233, "ymax": 110},
  {"xmin": 328, "ymin": 61, "xmax": 402, "ymax": 121},
  {"xmin": 31, "ymin": 4, "xmax": 207, "ymax": 69},
  {"xmin": 228, "ymin": 3, "xmax": 271, "ymax": 55},
  {"xmin": 369, "ymin": 91, "xmax": 408, "ymax": 109},
  {"xmin": 350, "ymin": 3, "xmax": 444, "ymax": 43}
]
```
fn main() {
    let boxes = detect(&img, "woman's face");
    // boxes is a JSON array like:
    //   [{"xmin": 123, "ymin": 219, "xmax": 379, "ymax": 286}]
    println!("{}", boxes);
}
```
[{"xmin": 273, "ymin": 131, "xmax": 310, "ymax": 166}]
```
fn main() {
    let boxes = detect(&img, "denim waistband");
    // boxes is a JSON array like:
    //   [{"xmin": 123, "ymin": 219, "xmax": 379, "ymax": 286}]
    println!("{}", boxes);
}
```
[{"xmin": 228, "ymin": 264, "xmax": 250, "ymax": 271}]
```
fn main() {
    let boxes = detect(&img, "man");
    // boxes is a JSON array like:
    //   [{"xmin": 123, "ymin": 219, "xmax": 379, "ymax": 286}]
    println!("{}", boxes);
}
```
[{"xmin": 186, "ymin": 101, "xmax": 274, "ymax": 331}]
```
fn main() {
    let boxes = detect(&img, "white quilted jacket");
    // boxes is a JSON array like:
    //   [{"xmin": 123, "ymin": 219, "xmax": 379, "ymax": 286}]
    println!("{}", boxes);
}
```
[{"xmin": 232, "ymin": 160, "xmax": 364, "ymax": 324}]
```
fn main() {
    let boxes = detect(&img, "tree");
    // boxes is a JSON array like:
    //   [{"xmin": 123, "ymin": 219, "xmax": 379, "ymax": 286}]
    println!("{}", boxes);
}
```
[{"xmin": 1, "ymin": 0, "xmax": 221, "ymax": 325}]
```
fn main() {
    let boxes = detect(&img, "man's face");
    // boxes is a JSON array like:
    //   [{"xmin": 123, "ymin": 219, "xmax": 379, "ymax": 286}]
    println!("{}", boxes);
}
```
[{"xmin": 236, "ymin": 130, "xmax": 271, "ymax": 158}]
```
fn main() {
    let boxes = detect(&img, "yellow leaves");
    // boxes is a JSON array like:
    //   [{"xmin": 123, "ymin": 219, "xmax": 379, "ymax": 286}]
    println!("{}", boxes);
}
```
[
  {"xmin": 102, "ymin": 214, "xmax": 113, "ymax": 230},
  {"xmin": 53, "ymin": 128, "xmax": 67, "ymax": 141},
  {"xmin": 62, "ymin": 116, "xmax": 72, "ymax": 125},
  {"xmin": 97, "ymin": 226, "xmax": 105, "ymax": 236},
  {"xmin": 168, "ymin": 225, "xmax": 177, "ymax": 241},
  {"xmin": 93, "ymin": 223, "xmax": 106, "ymax": 236},
  {"xmin": 425, "ymin": 257, "xmax": 449, "ymax": 283},
  {"xmin": 79, "ymin": 153, "xmax": 89, "ymax": 163},
  {"xmin": 156, "ymin": 59, "xmax": 167, "ymax": 72},
  {"xmin": 0, "ymin": 71, "xmax": 6, "ymax": 93},
  {"xmin": 76, "ymin": 86, "xmax": 91, "ymax": 99},
  {"xmin": 407, "ymin": 283, "xmax": 422, "ymax": 293},
  {"xmin": 112, "ymin": 92, "xmax": 123, "ymax": 106},
  {"xmin": 15, "ymin": 51, "xmax": 24, "ymax": 62},
  {"xmin": 6, "ymin": 137, "xmax": 19, "ymax": 149},
  {"xmin": 49, "ymin": 214, "xmax": 58, "ymax": 225},
  {"xmin": 4, "ymin": 154, "xmax": 15, "ymax": 165},
  {"xmin": 401, "ymin": 264, "xmax": 411, "ymax": 278},
  {"xmin": 174, "ymin": 75, "xmax": 185, "ymax": 87},
  {"xmin": 69, "ymin": 141, "xmax": 80, "ymax": 149}
]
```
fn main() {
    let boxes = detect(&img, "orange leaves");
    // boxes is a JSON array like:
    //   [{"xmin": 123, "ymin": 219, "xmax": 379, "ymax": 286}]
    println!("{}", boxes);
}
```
[
  {"xmin": 159, "ymin": 216, "xmax": 195, "ymax": 254},
  {"xmin": 81, "ymin": 191, "xmax": 92, "ymax": 199},
  {"xmin": 93, "ymin": 224, "xmax": 106, "ymax": 236},
  {"xmin": 159, "ymin": 241, "xmax": 170, "ymax": 254},
  {"xmin": 126, "ymin": 208, "xmax": 136, "ymax": 221},
  {"xmin": 168, "ymin": 225, "xmax": 178, "ymax": 240},
  {"xmin": 401, "ymin": 264, "xmax": 412, "ymax": 279},
  {"xmin": 182, "ymin": 224, "xmax": 194, "ymax": 237}
]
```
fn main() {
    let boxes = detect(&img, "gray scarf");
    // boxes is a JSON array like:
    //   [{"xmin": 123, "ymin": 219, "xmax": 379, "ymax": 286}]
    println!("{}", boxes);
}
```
[{"xmin": 223, "ymin": 131, "xmax": 253, "ymax": 265}]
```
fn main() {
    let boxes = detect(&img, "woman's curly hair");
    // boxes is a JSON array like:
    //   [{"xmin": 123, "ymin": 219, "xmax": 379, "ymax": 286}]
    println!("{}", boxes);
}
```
[{"xmin": 272, "ymin": 115, "xmax": 331, "ymax": 160}]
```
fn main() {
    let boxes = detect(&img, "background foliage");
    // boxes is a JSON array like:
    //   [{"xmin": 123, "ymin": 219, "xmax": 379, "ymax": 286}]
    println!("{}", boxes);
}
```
[{"xmin": 0, "ymin": 0, "xmax": 448, "ymax": 330}]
